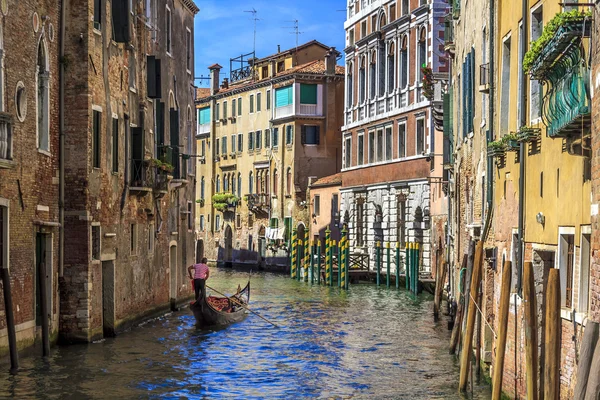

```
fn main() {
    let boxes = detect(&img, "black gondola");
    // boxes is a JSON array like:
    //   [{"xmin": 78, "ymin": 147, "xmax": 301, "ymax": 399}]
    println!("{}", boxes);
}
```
[{"xmin": 190, "ymin": 282, "xmax": 250, "ymax": 327}]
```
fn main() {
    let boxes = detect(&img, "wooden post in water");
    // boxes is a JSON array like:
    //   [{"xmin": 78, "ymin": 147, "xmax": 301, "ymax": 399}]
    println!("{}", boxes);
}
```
[
  {"xmin": 340, "ymin": 229, "xmax": 347, "ymax": 289},
  {"xmin": 405, "ymin": 243, "xmax": 410, "ymax": 290},
  {"xmin": 329, "ymin": 240, "xmax": 336, "ymax": 287},
  {"xmin": 296, "ymin": 239, "xmax": 302, "ymax": 281},
  {"xmin": 574, "ymin": 321, "xmax": 598, "ymax": 399},
  {"xmin": 414, "ymin": 243, "xmax": 420, "ymax": 294},
  {"xmin": 544, "ymin": 268, "xmax": 560, "ymax": 400},
  {"xmin": 325, "ymin": 226, "xmax": 331, "ymax": 286},
  {"xmin": 376, "ymin": 241, "xmax": 381, "ymax": 286},
  {"xmin": 584, "ymin": 329, "xmax": 600, "ymax": 400},
  {"xmin": 291, "ymin": 227, "xmax": 297, "ymax": 279},
  {"xmin": 310, "ymin": 239, "xmax": 315, "ymax": 284},
  {"xmin": 304, "ymin": 235, "xmax": 309, "ymax": 282},
  {"xmin": 386, "ymin": 242, "xmax": 391, "ymax": 288},
  {"xmin": 459, "ymin": 241, "xmax": 483, "ymax": 392},
  {"xmin": 395, "ymin": 242, "xmax": 400, "ymax": 289},
  {"xmin": 450, "ymin": 254, "xmax": 468, "ymax": 354},
  {"xmin": 317, "ymin": 238, "xmax": 322, "ymax": 285},
  {"xmin": 434, "ymin": 256, "xmax": 446, "ymax": 321},
  {"xmin": 344, "ymin": 236, "xmax": 350, "ymax": 290},
  {"xmin": 491, "ymin": 260, "xmax": 511, "ymax": 400},
  {"xmin": 523, "ymin": 261, "xmax": 538, "ymax": 400}
]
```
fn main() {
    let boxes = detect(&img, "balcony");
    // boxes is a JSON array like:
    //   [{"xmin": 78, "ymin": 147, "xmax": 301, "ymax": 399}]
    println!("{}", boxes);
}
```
[
  {"xmin": 274, "ymin": 104, "xmax": 293, "ymax": 119},
  {"xmin": 479, "ymin": 63, "xmax": 489, "ymax": 93},
  {"xmin": 246, "ymin": 193, "xmax": 270, "ymax": 214},
  {"xmin": 196, "ymin": 123, "xmax": 210, "ymax": 137},
  {"xmin": 130, "ymin": 160, "xmax": 152, "ymax": 196},
  {"xmin": 444, "ymin": 14, "xmax": 455, "ymax": 57},
  {"xmin": 0, "ymin": 112, "xmax": 13, "ymax": 168},
  {"xmin": 298, "ymin": 104, "xmax": 318, "ymax": 116}
]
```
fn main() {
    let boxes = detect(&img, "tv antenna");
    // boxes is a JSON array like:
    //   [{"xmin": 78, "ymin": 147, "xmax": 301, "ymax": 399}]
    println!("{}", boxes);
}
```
[
  {"xmin": 244, "ymin": 8, "xmax": 260, "ymax": 56},
  {"xmin": 283, "ymin": 19, "xmax": 303, "ymax": 50}
]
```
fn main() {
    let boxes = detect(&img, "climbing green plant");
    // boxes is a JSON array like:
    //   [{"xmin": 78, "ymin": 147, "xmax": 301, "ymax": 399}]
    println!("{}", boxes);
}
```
[
  {"xmin": 212, "ymin": 193, "xmax": 239, "ymax": 212},
  {"xmin": 523, "ymin": 9, "xmax": 592, "ymax": 73},
  {"xmin": 145, "ymin": 158, "xmax": 174, "ymax": 173}
]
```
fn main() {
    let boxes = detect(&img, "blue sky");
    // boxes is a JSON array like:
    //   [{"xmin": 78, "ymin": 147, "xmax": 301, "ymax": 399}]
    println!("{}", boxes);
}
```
[{"xmin": 193, "ymin": 0, "xmax": 346, "ymax": 87}]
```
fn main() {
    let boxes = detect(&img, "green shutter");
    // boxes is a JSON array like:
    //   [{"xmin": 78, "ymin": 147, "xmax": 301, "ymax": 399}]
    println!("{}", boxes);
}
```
[
  {"xmin": 300, "ymin": 84, "xmax": 317, "ymax": 104},
  {"xmin": 199, "ymin": 107, "xmax": 210, "ymax": 124},
  {"xmin": 275, "ymin": 86, "xmax": 293, "ymax": 107}
]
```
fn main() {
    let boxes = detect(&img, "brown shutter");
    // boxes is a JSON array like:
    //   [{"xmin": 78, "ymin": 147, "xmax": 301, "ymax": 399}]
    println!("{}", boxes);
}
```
[{"xmin": 111, "ymin": 0, "xmax": 131, "ymax": 43}]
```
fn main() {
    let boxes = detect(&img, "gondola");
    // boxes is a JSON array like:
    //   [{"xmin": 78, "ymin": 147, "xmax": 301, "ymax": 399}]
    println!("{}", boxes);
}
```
[{"xmin": 190, "ymin": 281, "xmax": 250, "ymax": 327}]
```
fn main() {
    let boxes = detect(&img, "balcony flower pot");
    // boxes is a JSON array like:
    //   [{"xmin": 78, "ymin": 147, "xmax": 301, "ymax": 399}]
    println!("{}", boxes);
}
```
[
  {"xmin": 487, "ymin": 141, "xmax": 506, "ymax": 158},
  {"xmin": 517, "ymin": 127, "xmax": 541, "ymax": 143}
]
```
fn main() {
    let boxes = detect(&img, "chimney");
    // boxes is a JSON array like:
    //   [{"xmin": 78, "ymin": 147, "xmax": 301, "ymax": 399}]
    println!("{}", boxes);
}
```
[
  {"xmin": 221, "ymin": 78, "xmax": 229, "ymax": 90},
  {"xmin": 208, "ymin": 63, "xmax": 223, "ymax": 95},
  {"xmin": 277, "ymin": 44, "xmax": 281, "ymax": 53},
  {"xmin": 325, "ymin": 47, "xmax": 337, "ymax": 76}
]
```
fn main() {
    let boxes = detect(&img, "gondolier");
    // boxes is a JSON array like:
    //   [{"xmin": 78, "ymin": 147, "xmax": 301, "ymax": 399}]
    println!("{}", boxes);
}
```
[{"xmin": 188, "ymin": 258, "xmax": 210, "ymax": 300}]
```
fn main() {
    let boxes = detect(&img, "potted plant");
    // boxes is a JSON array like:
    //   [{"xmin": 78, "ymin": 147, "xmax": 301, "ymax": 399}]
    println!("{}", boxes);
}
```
[
  {"xmin": 212, "ymin": 192, "xmax": 240, "ymax": 212},
  {"xmin": 487, "ymin": 140, "xmax": 506, "ymax": 157},
  {"xmin": 503, "ymin": 133, "xmax": 520, "ymax": 151},
  {"xmin": 196, "ymin": 198, "xmax": 205, "ymax": 207},
  {"xmin": 517, "ymin": 126, "xmax": 541, "ymax": 143}
]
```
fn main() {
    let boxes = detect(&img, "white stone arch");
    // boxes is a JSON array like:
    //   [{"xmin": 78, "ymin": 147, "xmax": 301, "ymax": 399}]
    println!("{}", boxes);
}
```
[
  {"xmin": 377, "ymin": 8, "xmax": 387, "ymax": 30},
  {"xmin": 36, "ymin": 34, "xmax": 50, "ymax": 152},
  {"xmin": 169, "ymin": 90, "xmax": 176, "ymax": 110}
]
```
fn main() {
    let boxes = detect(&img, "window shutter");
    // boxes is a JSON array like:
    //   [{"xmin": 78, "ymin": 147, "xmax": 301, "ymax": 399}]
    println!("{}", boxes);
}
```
[
  {"xmin": 156, "ymin": 102, "xmax": 165, "ymax": 145},
  {"xmin": 300, "ymin": 84, "xmax": 317, "ymax": 104},
  {"xmin": 131, "ymin": 127, "xmax": 144, "ymax": 161},
  {"xmin": 170, "ymin": 108, "xmax": 179, "ymax": 146},
  {"xmin": 315, "ymin": 126, "xmax": 320, "ymax": 145},
  {"xmin": 275, "ymin": 86, "xmax": 293, "ymax": 107},
  {"xmin": 112, "ymin": 0, "xmax": 131, "ymax": 42},
  {"xmin": 470, "ymin": 49, "xmax": 475, "ymax": 133},
  {"xmin": 147, "ymin": 56, "xmax": 162, "ymax": 99},
  {"xmin": 301, "ymin": 125, "xmax": 307, "ymax": 144}
]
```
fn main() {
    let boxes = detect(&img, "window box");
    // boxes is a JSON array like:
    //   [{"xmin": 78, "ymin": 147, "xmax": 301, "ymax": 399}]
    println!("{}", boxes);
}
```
[
  {"xmin": 487, "ymin": 141, "xmax": 506, "ymax": 158},
  {"xmin": 517, "ymin": 127, "xmax": 541, "ymax": 143}
]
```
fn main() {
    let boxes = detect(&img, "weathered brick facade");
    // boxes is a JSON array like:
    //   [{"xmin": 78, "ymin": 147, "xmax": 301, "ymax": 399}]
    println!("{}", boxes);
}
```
[
  {"xmin": 0, "ymin": 0, "xmax": 61, "ymax": 354},
  {"xmin": 60, "ymin": 0, "xmax": 198, "ymax": 342},
  {"xmin": 590, "ymin": 1, "xmax": 600, "ymax": 325}
]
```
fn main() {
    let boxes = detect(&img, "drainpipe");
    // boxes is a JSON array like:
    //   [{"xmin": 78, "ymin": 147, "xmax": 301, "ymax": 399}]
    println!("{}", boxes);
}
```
[
  {"xmin": 486, "ymin": 0, "xmax": 495, "ymax": 216},
  {"xmin": 58, "ymin": 0, "xmax": 66, "ymax": 277},
  {"xmin": 517, "ymin": 0, "xmax": 528, "ymax": 295}
]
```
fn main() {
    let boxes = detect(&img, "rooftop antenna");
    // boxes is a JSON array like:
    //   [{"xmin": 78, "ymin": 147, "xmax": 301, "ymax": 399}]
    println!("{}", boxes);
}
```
[
  {"xmin": 283, "ymin": 19, "xmax": 303, "ymax": 64},
  {"xmin": 244, "ymin": 8, "xmax": 260, "ymax": 57}
]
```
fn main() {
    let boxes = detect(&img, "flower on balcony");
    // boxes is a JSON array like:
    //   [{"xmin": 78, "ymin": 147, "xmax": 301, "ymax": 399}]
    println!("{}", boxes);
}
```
[
  {"xmin": 212, "ymin": 192, "xmax": 239, "ymax": 212},
  {"xmin": 487, "ymin": 139, "xmax": 507, "ymax": 157},
  {"xmin": 145, "ymin": 158, "xmax": 174, "ymax": 173},
  {"xmin": 503, "ymin": 133, "xmax": 520, "ymax": 152},
  {"xmin": 421, "ymin": 65, "xmax": 434, "ymax": 100},
  {"xmin": 523, "ymin": 10, "xmax": 592, "ymax": 74}
]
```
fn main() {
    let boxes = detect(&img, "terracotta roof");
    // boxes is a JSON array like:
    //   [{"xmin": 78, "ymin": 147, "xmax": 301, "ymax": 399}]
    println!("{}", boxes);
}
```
[
  {"xmin": 208, "ymin": 63, "xmax": 223, "ymax": 70},
  {"xmin": 256, "ymin": 40, "xmax": 330, "ymax": 62},
  {"xmin": 196, "ymin": 88, "xmax": 211, "ymax": 100},
  {"xmin": 311, "ymin": 173, "xmax": 342, "ymax": 188}
]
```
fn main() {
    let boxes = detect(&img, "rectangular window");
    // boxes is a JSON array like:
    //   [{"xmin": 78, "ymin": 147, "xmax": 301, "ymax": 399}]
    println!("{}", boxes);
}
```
[
  {"xmin": 368, "ymin": 131, "xmax": 375, "ymax": 163},
  {"xmin": 361, "ymin": 20, "xmax": 367, "ymax": 38},
  {"xmin": 221, "ymin": 136, "xmax": 227, "ymax": 154},
  {"xmin": 166, "ymin": 6, "xmax": 172, "ymax": 54},
  {"xmin": 238, "ymin": 133, "xmax": 243, "ymax": 153},
  {"xmin": 398, "ymin": 196, "xmax": 406, "ymax": 247},
  {"xmin": 250, "ymin": 95, "xmax": 254, "ymax": 113},
  {"xmin": 501, "ymin": 37, "xmax": 511, "ymax": 134},
  {"xmin": 91, "ymin": 226, "xmax": 100, "ymax": 260},
  {"xmin": 398, "ymin": 122, "xmax": 406, "ymax": 158},
  {"xmin": 358, "ymin": 133, "xmax": 364, "ymax": 165},
  {"xmin": 385, "ymin": 126, "xmax": 392, "ymax": 160},
  {"xmin": 559, "ymin": 233, "xmax": 575, "ymax": 308},
  {"xmin": 238, "ymin": 97, "xmax": 242, "ymax": 115},
  {"xmin": 187, "ymin": 202, "xmax": 193, "ymax": 230},
  {"xmin": 148, "ymin": 223, "xmax": 154, "ymax": 252},
  {"xmin": 265, "ymin": 129, "xmax": 270, "ymax": 148},
  {"xmin": 223, "ymin": 101, "xmax": 228, "ymax": 119},
  {"xmin": 93, "ymin": 110, "xmax": 101, "ymax": 168},
  {"xmin": 248, "ymin": 132, "xmax": 254, "ymax": 151},
  {"xmin": 286, "ymin": 125, "xmax": 293, "ymax": 145},
  {"xmin": 275, "ymin": 86, "xmax": 293, "ymax": 107},
  {"xmin": 232, "ymin": 99, "xmax": 237, "ymax": 117},
  {"xmin": 186, "ymin": 28, "xmax": 192, "ymax": 73},
  {"xmin": 112, "ymin": 118, "xmax": 119, "ymax": 172},
  {"xmin": 530, "ymin": 7, "xmax": 543, "ymax": 121},
  {"xmin": 257, "ymin": 93, "xmax": 262, "ymax": 112},
  {"xmin": 300, "ymin": 84, "xmax": 317, "ymax": 104},
  {"xmin": 199, "ymin": 107, "xmax": 210, "ymax": 124},
  {"xmin": 266, "ymin": 90, "xmax": 271, "ymax": 109},
  {"xmin": 129, "ymin": 53, "xmax": 136, "ymax": 91},
  {"xmin": 255, "ymin": 130, "xmax": 262, "ymax": 150},
  {"xmin": 94, "ymin": 0, "xmax": 102, "ymax": 30},
  {"xmin": 344, "ymin": 136, "xmax": 351, "ymax": 168},
  {"xmin": 314, "ymin": 195, "xmax": 320, "ymax": 216},
  {"xmin": 580, "ymin": 232, "xmax": 591, "ymax": 313},
  {"xmin": 215, "ymin": 138, "xmax": 220, "ymax": 155},
  {"xmin": 231, "ymin": 135, "xmax": 236, "ymax": 153},
  {"xmin": 284, "ymin": 217, "xmax": 292, "ymax": 245},
  {"xmin": 200, "ymin": 215, "xmax": 205, "ymax": 231},
  {"xmin": 376, "ymin": 129, "xmax": 384, "ymax": 162},
  {"xmin": 389, "ymin": 4, "xmax": 396, "ymax": 21},
  {"xmin": 416, "ymin": 118, "xmax": 425, "ymax": 155},
  {"xmin": 517, "ymin": 24, "xmax": 523, "ymax": 124},
  {"xmin": 273, "ymin": 128, "xmax": 279, "ymax": 147},
  {"xmin": 130, "ymin": 224, "xmax": 137, "ymax": 255},
  {"xmin": 236, "ymin": 214, "xmax": 242, "ymax": 229},
  {"xmin": 201, "ymin": 140, "xmax": 205, "ymax": 157},
  {"xmin": 215, "ymin": 103, "xmax": 220, "ymax": 121},
  {"xmin": 301, "ymin": 125, "xmax": 320, "ymax": 145},
  {"xmin": 270, "ymin": 217, "xmax": 279, "ymax": 229},
  {"xmin": 356, "ymin": 198, "xmax": 364, "ymax": 247},
  {"xmin": 215, "ymin": 215, "xmax": 221, "ymax": 231}
]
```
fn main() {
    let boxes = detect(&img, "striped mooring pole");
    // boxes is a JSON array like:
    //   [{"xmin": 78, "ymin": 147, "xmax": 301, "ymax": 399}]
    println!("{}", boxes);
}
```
[
  {"xmin": 405, "ymin": 243, "xmax": 411, "ymax": 291},
  {"xmin": 331, "ymin": 240, "xmax": 337, "ymax": 287},
  {"xmin": 344, "ymin": 233, "xmax": 350, "ymax": 290},
  {"xmin": 291, "ymin": 227, "xmax": 297, "ymax": 279},
  {"xmin": 325, "ymin": 226, "xmax": 331, "ymax": 286},
  {"xmin": 386, "ymin": 242, "xmax": 391, "ymax": 288},
  {"xmin": 376, "ymin": 241, "xmax": 381, "ymax": 286},
  {"xmin": 296, "ymin": 238, "xmax": 302, "ymax": 281},
  {"xmin": 395, "ymin": 242, "xmax": 400, "ymax": 289},
  {"xmin": 340, "ymin": 228, "xmax": 348, "ymax": 289},
  {"xmin": 414, "ymin": 243, "xmax": 420, "ymax": 294},
  {"xmin": 317, "ymin": 238, "xmax": 322, "ymax": 285},
  {"xmin": 310, "ymin": 239, "xmax": 315, "ymax": 284},
  {"xmin": 303, "ymin": 235, "xmax": 309, "ymax": 282}
]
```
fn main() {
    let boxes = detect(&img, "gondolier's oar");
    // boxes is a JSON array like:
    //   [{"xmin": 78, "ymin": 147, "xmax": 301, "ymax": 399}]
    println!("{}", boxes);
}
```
[{"xmin": 205, "ymin": 284, "xmax": 279, "ymax": 328}]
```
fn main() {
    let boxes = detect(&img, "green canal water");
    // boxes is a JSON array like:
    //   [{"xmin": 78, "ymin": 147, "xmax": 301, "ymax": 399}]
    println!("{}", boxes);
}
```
[{"xmin": 0, "ymin": 269, "xmax": 491, "ymax": 399}]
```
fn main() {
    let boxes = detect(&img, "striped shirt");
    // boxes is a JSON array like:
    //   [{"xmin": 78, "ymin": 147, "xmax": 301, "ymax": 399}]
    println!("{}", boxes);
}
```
[{"xmin": 193, "ymin": 263, "xmax": 209, "ymax": 279}]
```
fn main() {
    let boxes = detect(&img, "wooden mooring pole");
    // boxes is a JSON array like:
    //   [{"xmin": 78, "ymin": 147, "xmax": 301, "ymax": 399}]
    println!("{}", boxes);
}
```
[
  {"xmin": 574, "ymin": 321, "xmax": 598, "ymax": 399},
  {"xmin": 450, "ymin": 254, "xmax": 468, "ymax": 354},
  {"xmin": 459, "ymin": 240, "xmax": 483, "ymax": 392},
  {"xmin": 523, "ymin": 261, "xmax": 538, "ymax": 400},
  {"xmin": 491, "ymin": 261, "xmax": 511, "ymax": 400},
  {"xmin": 544, "ymin": 268, "xmax": 560, "ymax": 400},
  {"xmin": 290, "ymin": 227, "xmax": 297, "ymax": 279}
]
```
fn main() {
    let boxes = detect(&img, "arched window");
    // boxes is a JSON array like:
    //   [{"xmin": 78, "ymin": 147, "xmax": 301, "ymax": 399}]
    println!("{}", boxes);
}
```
[
  {"xmin": 378, "ymin": 13, "xmax": 387, "ymax": 30},
  {"xmin": 249, "ymin": 171, "xmax": 254, "ymax": 194},
  {"xmin": 216, "ymin": 175, "xmax": 221, "ymax": 193},
  {"xmin": 346, "ymin": 62, "xmax": 353, "ymax": 108},
  {"xmin": 231, "ymin": 172, "xmax": 236, "ymax": 194},
  {"xmin": 387, "ymin": 42, "xmax": 395, "ymax": 93},
  {"xmin": 201, "ymin": 176, "xmax": 205, "ymax": 200},
  {"xmin": 418, "ymin": 27, "xmax": 427, "ymax": 78},
  {"xmin": 224, "ymin": 174, "xmax": 229, "ymax": 192},
  {"xmin": 273, "ymin": 169, "xmax": 279, "ymax": 196},
  {"xmin": 400, "ymin": 35, "xmax": 408, "ymax": 89},
  {"xmin": 0, "ymin": 21, "xmax": 8, "ymax": 161},
  {"xmin": 369, "ymin": 50, "xmax": 376, "ymax": 100},
  {"xmin": 37, "ymin": 38, "xmax": 49, "ymax": 152},
  {"xmin": 359, "ymin": 56, "xmax": 366, "ymax": 103},
  {"xmin": 238, "ymin": 173, "xmax": 242, "ymax": 198},
  {"xmin": 256, "ymin": 171, "xmax": 262, "ymax": 194},
  {"xmin": 265, "ymin": 170, "xmax": 270, "ymax": 195},
  {"xmin": 286, "ymin": 167, "xmax": 292, "ymax": 196}
]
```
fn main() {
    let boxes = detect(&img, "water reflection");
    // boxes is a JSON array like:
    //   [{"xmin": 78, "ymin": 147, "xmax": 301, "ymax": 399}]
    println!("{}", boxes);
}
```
[{"xmin": 0, "ymin": 270, "xmax": 490, "ymax": 399}]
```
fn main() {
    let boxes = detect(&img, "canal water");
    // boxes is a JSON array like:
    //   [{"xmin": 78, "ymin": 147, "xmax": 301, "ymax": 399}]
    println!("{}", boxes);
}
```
[{"xmin": 0, "ymin": 269, "xmax": 491, "ymax": 399}]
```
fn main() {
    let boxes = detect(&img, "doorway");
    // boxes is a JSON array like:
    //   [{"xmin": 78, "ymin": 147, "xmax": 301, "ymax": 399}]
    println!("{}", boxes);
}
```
[
  {"xmin": 102, "ymin": 261, "xmax": 115, "ymax": 337},
  {"xmin": 258, "ymin": 225, "xmax": 266, "ymax": 260},
  {"xmin": 224, "ymin": 225, "xmax": 233, "ymax": 267},
  {"xmin": 35, "ymin": 233, "xmax": 51, "ymax": 328},
  {"xmin": 196, "ymin": 239, "xmax": 204, "ymax": 263}
]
